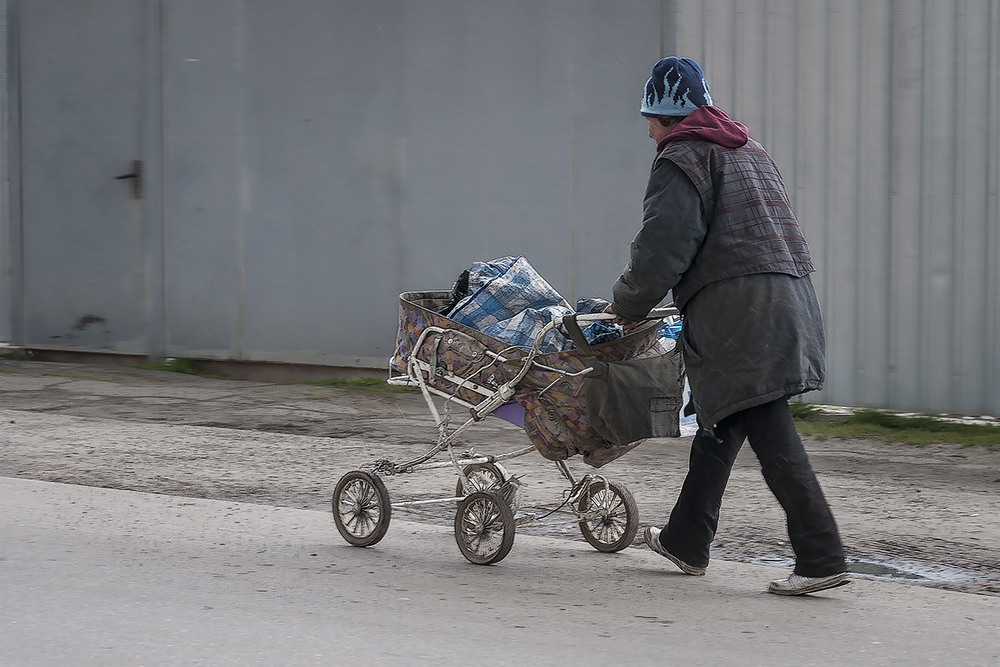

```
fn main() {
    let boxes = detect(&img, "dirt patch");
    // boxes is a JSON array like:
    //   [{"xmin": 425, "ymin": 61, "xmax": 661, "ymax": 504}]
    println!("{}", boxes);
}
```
[{"xmin": 2, "ymin": 359, "xmax": 998, "ymax": 596}]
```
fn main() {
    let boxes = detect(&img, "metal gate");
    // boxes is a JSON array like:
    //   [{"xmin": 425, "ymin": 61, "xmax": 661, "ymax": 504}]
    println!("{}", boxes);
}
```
[{"xmin": 11, "ymin": 0, "xmax": 162, "ymax": 356}]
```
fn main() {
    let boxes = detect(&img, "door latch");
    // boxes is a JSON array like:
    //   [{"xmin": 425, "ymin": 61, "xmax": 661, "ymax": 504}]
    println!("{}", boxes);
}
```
[{"xmin": 114, "ymin": 160, "xmax": 144, "ymax": 200}]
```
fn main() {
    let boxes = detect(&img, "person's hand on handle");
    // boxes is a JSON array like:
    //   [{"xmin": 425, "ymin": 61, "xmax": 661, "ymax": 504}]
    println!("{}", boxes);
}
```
[{"xmin": 603, "ymin": 304, "xmax": 644, "ymax": 331}]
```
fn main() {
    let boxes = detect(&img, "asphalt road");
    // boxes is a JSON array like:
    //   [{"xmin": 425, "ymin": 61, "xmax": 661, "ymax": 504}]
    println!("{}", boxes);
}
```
[
  {"xmin": 3, "ymin": 476, "xmax": 1000, "ymax": 666},
  {"xmin": 3, "ymin": 358, "xmax": 999, "ymax": 597}
]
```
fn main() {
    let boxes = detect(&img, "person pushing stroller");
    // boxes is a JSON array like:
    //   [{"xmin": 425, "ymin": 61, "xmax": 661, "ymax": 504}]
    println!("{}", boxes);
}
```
[{"xmin": 609, "ymin": 56, "xmax": 848, "ymax": 596}]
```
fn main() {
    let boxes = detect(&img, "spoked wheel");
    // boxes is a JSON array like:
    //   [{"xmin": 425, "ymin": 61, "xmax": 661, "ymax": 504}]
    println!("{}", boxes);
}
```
[
  {"xmin": 577, "ymin": 478, "xmax": 639, "ymax": 553},
  {"xmin": 456, "ymin": 462, "xmax": 514, "ymax": 499},
  {"xmin": 454, "ymin": 491, "xmax": 515, "ymax": 565},
  {"xmin": 332, "ymin": 470, "xmax": 391, "ymax": 547}
]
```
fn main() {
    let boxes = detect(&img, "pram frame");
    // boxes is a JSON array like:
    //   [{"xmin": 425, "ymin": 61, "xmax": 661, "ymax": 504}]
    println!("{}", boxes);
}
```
[{"xmin": 332, "ymin": 304, "xmax": 678, "ymax": 564}]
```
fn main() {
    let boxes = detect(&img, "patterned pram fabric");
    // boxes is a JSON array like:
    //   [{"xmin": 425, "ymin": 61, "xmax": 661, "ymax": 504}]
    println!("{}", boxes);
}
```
[{"xmin": 390, "ymin": 290, "xmax": 669, "ymax": 468}]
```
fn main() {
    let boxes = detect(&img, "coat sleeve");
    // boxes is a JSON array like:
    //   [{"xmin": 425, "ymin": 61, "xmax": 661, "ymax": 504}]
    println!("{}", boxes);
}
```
[{"xmin": 611, "ymin": 157, "xmax": 707, "ymax": 320}]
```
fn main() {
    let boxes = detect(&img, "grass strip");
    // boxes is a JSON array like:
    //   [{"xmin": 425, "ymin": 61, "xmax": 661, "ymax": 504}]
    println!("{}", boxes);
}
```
[
  {"xmin": 792, "ymin": 403, "xmax": 1000, "ymax": 449},
  {"xmin": 135, "ymin": 358, "xmax": 232, "ymax": 379},
  {"xmin": 301, "ymin": 377, "xmax": 414, "ymax": 396}
]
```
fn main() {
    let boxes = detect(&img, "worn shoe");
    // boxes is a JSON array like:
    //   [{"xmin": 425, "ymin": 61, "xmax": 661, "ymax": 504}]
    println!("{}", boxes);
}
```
[
  {"xmin": 768, "ymin": 572, "xmax": 850, "ymax": 596},
  {"xmin": 643, "ymin": 526, "xmax": 707, "ymax": 575}
]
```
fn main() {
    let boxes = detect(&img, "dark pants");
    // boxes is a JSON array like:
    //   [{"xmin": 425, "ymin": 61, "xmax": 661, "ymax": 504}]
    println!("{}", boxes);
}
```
[{"xmin": 660, "ymin": 398, "xmax": 846, "ymax": 577}]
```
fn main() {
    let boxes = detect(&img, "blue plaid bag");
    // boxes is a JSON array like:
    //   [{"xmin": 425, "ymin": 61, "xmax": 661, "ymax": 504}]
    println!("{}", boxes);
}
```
[
  {"xmin": 447, "ymin": 256, "xmax": 575, "ymax": 353},
  {"xmin": 445, "ymin": 256, "xmax": 646, "ymax": 354}
]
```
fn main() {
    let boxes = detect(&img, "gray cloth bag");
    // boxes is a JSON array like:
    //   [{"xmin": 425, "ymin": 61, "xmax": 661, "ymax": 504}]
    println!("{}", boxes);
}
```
[{"xmin": 563, "ymin": 316, "xmax": 686, "ymax": 445}]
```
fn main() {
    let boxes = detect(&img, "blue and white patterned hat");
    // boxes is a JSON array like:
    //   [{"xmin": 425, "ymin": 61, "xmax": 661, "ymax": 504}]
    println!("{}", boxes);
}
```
[{"xmin": 640, "ymin": 56, "xmax": 713, "ymax": 117}]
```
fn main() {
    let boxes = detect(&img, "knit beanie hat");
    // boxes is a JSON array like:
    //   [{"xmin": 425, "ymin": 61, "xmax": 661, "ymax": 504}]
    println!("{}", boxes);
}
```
[{"xmin": 640, "ymin": 56, "xmax": 713, "ymax": 117}]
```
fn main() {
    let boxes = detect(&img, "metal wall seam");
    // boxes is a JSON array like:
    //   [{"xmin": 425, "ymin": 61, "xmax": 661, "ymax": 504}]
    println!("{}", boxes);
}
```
[
  {"xmin": 947, "ymin": 0, "xmax": 964, "ymax": 413},
  {"xmin": 822, "ymin": 0, "xmax": 848, "ymax": 404},
  {"xmin": 950, "ymin": 0, "xmax": 989, "ymax": 414},
  {"xmin": 857, "ymin": 1, "xmax": 894, "ymax": 409},
  {"xmin": 852, "ymin": 0, "xmax": 867, "ymax": 406},
  {"xmin": 886, "ymin": 0, "xmax": 923, "ymax": 410},
  {"xmin": 142, "ymin": 0, "xmax": 166, "ymax": 361},
  {"xmin": 988, "ymin": 0, "xmax": 1000, "ymax": 414},
  {"xmin": 1, "ymin": 0, "xmax": 23, "ymax": 346},
  {"xmin": 919, "ymin": 0, "xmax": 940, "ymax": 411},
  {"xmin": 0, "ymin": 0, "xmax": 8, "ymax": 342}
]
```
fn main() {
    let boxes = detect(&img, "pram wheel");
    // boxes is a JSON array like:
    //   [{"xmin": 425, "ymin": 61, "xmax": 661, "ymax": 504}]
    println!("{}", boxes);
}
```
[
  {"xmin": 457, "ymin": 463, "xmax": 519, "ymax": 512},
  {"xmin": 332, "ymin": 470, "xmax": 391, "ymax": 547},
  {"xmin": 454, "ymin": 490, "xmax": 515, "ymax": 565},
  {"xmin": 456, "ymin": 462, "xmax": 515, "ymax": 501},
  {"xmin": 577, "ymin": 479, "xmax": 638, "ymax": 553}
]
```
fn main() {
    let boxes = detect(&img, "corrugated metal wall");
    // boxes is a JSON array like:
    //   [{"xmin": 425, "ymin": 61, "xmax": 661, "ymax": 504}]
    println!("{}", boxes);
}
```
[
  {"xmin": 668, "ymin": 0, "xmax": 1000, "ymax": 416},
  {"xmin": 0, "ymin": 0, "xmax": 10, "ymax": 345},
  {"xmin": 3, "ymin": 1, "xmax": 998, "ymax": 416}
]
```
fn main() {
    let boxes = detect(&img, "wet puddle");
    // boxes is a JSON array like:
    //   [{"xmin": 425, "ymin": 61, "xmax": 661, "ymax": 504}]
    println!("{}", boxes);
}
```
[
  {"xmin": 743, "ymin": 552, "xmax": 982, "ymax": 589},
  {"xmin": 846, "ymin": 558, "xmax": 979, "ymax": 586},
  {"xmin": 850, "ymin": 561, "xmax": 926, "ymax": 580}
]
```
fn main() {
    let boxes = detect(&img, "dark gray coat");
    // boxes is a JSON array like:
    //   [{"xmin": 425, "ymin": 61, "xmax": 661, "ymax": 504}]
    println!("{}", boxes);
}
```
[{"xmin": 612, "ymin": 159, "xmax": 825, "ymax": 428}]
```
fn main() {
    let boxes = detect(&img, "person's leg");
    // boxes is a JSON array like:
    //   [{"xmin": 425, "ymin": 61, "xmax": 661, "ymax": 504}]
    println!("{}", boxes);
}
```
[
  {"xmin": 659, "ymin": 417, "xmax": 746, "ymax": 568},
  {"xmin": 743, "ymin": 398, "xmax": 846, "ymax": 577}
]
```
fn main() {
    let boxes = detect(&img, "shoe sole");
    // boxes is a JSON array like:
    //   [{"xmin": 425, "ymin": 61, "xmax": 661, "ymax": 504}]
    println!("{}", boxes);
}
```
[
  {"xmin": 768, "ymin": 576, "xmax": 851, "ymax": 596},
  {"xmin": 643, "ymin": 527, "xmax": 707, "ymax": 576}
]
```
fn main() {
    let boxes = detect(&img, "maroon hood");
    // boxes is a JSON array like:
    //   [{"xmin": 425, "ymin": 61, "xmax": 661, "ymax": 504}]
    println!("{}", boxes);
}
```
[{"xmin": 657, "ymin": 106, "xmax": 749, "ymax": 150}]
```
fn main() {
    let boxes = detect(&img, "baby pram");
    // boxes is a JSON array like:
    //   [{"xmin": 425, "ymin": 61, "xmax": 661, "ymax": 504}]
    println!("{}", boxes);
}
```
[{"xmin": 331, "ymin": 290, "xmax": 682, "ymax": 564}]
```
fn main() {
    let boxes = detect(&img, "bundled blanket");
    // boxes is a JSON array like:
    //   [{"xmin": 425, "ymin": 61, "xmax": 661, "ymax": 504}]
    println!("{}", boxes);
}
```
[{"xmin": 444, "ymin": 256, "xmax": 622, "ymax": 354}]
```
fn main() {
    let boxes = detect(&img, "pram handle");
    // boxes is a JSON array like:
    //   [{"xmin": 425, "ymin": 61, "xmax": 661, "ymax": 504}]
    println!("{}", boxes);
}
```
[
  {"xmin": 559, "ymin": 306, "xmax": 680, "ymax": 325},
  {"xmin": 646, "ymin": 306, "xmax": 681, "ymax": 319},
  {"xmin": 559, "ymin": 306, "xmax": 680, "ymax": 356}
]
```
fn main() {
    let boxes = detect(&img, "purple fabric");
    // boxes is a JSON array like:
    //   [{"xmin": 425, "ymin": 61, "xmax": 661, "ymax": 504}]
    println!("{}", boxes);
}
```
[{"xmin": 491, "ymin": 401, "xmax": 526, "ymax": 427}]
